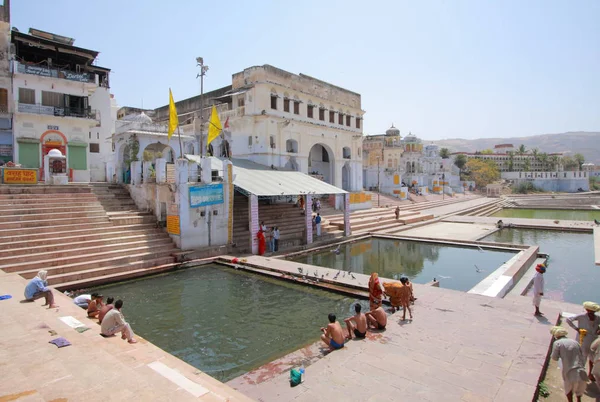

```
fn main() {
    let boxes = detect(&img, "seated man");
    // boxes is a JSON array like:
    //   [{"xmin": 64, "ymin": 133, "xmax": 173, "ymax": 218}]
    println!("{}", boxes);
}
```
[
  {"xmin": 73, "ymin": 293, "xmax": 92, "ymax": 309},
  {"xmin": 100, "ymin": 300, "xmax": 137, "ymax": 344},
  {"xmin": 24, "ymin": 270, "xmax": 58, "ymax": 309},
  {"xmin": 320, "ymin": 313, "xmax": 345, "ymax": 350},
  {"xmin": 496, "ymin": 219, "xmax": 504, "ymax": 229},
  {"xmin": 98, "ymin": 297, "xmax": 115, "ymax": 324},
  {"xmin": 87, "ymin": 293, "xmax": 104, "ymax": 318},
  {"xmin": 365, "ymin": 306, "xmax": 387, "ymax": 330},
  {"xmin": 344, "ymin": 303, "xmax": 368, "ymax": 340}
]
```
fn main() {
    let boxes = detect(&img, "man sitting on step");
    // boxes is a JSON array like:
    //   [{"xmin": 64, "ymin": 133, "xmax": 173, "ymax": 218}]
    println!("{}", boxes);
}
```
[
  {"xmin": 100, "ymin": 299, "xmax": 137, "ymax": 344},
  {"xmin": 24, "ymin": 270, "xmax": 58, "ymax": 309}
]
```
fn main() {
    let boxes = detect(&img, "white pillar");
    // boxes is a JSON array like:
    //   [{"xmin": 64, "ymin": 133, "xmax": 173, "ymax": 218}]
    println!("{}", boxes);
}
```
[
  {"xmin": 43, "ymin": 155, "xmax": 50, "ymax": 182},
  {"xmin": 142, "ymin": 161, "xmax": 151, "ymax": 183},
  {"xmin": 155, "ymin": 158, "xmax": 167, "ymax": 183},
  {"xmin": 249, "ymin": 194, "xmax": 259, "ymax": 254},
  {"xmin": 175, "ymin": 159, "xmax": 188, "ymax": 185},
  {"xmin": 201, "ymin": 157, "xmax": 212, "ymax": 183},
  {"xmin": 223, "ymin": 160, "xmax": 234, "ymax": 244},
  {"xmin": 343, "ymin": 193, "xmax": 351, "ymax": 236},
  {"xmin": 305, "ymin": 194, "xmax": 313, "ymax": 245},
  {"xmin": 131, "ymin": 161, "xmax": 142, "ymax": 185}
]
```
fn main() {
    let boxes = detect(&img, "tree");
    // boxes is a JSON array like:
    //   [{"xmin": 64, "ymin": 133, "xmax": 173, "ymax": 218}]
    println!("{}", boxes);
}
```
[
  {"xmin": 439, "ymin": 148, "xmax": 450, "ymax": 159},
  {"xmin": 465, "ymin": 159, "xmax": 500, "ymax": 188},
  {"xmin": 517, "ymin": 144, "xmax": 526, "ymax": 155},
  {"xmin": 539, "ymin": 152, "xmax": 549, "ymax": 171},
  {"xmin": 562, "ymin": 155, "xmax": 578, "ymax": 171},
  {"xmin": 549, "ymin": 155, "xmax": 560, "ymax": 171},
  {"xmin": 507, "ymin": 151, "xmax": 515, "ymax": 172},
  {"xmin": 480, "ymin": 149, "xmax": 494, "ymax": 155},
  {"xmin": 574, "ymin": 153, "xmax": 585, "ymax": 170},
  {"xmin": 531, "ymin": 148, "xmax": 539, "ymax": 161},
  {"xmin": 454, "ymin": 154, "xmax": 468, "ymax": 171},
  {"xmin": 523, "ymin": 159, "xmax": 531, "ymax": 172}
]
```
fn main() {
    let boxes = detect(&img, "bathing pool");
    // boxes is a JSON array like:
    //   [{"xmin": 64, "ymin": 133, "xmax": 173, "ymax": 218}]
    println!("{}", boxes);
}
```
[
  {"xmin": 92, "ymin": 264, "xmax": 367, "ymax": 382},
  {"xmin": 492, "ymin": 208, "xmax": 600, "ymax": 221},
  {"xmin": 289, "ymin": 237, "xmax": 518, "ymax": 292}
]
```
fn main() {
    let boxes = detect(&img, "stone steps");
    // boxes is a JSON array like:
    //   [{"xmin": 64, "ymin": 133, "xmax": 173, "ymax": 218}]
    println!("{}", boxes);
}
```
[
  {"xmin": 0, "ymin": 223, "xmax": 156, "ymax": 243},
  {"xmin": 0, "ymin": 215, "xmax": 110, "ymax": 230},
  {"xmin": 0, "ymin": 229, "xmax": 166, "ymax": 250},
  {"xmin": 0, "ymin": 183, "xmax": 179, "ymax": 290},
  {"xmin": 0, "ymin": 204, "xmax": 106, "ymax": 215},
  {"xmin": 0, "ymin": 210, "xmax": 108, "ymax": 223},
  {"xmin": 52, "ymin": 261, "xmax": 180, "ymax": 291},
  {"xmin": 0, "ymin": 237, "xmax": 171, "ymax": 262},
  {"xmin": 4, "ymin": 244, "xmax": 177, "ymax": 274}
]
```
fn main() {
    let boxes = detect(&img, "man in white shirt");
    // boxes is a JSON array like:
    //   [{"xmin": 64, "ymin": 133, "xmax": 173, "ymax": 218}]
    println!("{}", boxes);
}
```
[
  {"xmin": 100, "ymin": 299, "xmax": 137, "ymax": 344},
  {"xmin": 550, "ymin": 326, "xmax": 587, "ymax": 402},
  {"xmin": 566, "ymin": 301, "xmax": 600, "ymax": 381},
  {"xmin": 273, "ymin": 227, "xmax": 280, "ymax": 252},
  {"xmin": 73, "ymin": 294, "xmax": 92, "ymax": 309},
  {"xmin": 532, "ymin": 264, "xmax": 545, "ymax": 317}
]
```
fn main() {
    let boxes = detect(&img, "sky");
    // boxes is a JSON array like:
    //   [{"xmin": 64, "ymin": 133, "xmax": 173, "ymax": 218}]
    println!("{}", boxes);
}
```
[{"xmin": 11, "ymin": 0, "xmax": 600, "ymax": 140}]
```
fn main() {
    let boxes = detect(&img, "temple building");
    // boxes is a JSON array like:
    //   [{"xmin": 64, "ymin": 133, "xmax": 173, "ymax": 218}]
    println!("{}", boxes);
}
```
[
  {"xmin": 451, "ymin": 144, "xmax": 564, "ymax": 173},
  {"xmin": 363, "ymin": 126, "xmax": 459, "ymax": 197},
  {"xmin": 9, "ymin": 27, "xmax": 114, "ymax": 181},
  {"xmin": 149, "ymin": 64, "xmax": 365, "ymax": 192}
]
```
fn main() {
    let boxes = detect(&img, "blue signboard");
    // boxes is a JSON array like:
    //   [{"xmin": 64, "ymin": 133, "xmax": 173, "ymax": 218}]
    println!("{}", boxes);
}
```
[{"xmin": 189, "ymin": 183, "xmax": 224, "ymax": 208}]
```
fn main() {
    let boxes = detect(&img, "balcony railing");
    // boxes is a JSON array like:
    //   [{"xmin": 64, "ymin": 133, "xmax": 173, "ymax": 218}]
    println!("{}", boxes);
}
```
[
  {"xmin": 14, "ymin": 61, "xmax": 97, "ymax": 84},
  {"xmin": 18, "ymin": 103, "xmax": 99, "ymax": 121}
]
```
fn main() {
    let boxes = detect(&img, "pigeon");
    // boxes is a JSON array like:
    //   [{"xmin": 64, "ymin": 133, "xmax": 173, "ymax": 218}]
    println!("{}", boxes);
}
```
[
  {"xmin": 350, "ymin": 273, "xmax": 356, "ymax": 280},
  {"xmin": 297, "ymin": 267, "xmax": 303, "ymax": 274},
  {"xmin": 333, "ymin": 272, "xmax": 340, "ymax": 279},
  {"xmin": 343, "ymin": 272, "xmax": 346, "ymax": 278},
  {"xmin": 325, "ymin": 272, "xmax": 329, "ymax": 277},
  {"xmin": 594, "ymin": 219, "xmax": 600, "ymax": 225},
  {"xmin": 331, "ymin": 245, "xmax": 341, "ymax": 255},
  {"xmin": 475, "ymin": 265, "xmax": 482, "ymax": 273}
]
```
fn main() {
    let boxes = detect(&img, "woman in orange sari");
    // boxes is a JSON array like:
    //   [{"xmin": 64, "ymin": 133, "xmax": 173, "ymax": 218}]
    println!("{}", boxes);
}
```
[
  {"xmin": 368, "ymin": 273, "xmax": 384, "ymax": 311},
  {"xmin": 257, "ymin": 229, "xmax": 266, "ymax": 256}
]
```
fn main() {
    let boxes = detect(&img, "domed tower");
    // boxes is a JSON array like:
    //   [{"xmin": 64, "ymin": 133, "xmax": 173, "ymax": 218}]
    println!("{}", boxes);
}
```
[
  {"xmin": 384, "ymin": 124, "xmax": 401, "ymax": 147},
  {"xmin": 385, "ymin": 124, "xmax": 400, "ymax": 137},
  {"xmin": 401, "ymin": 132, "xmax": 423, "ymax": 153}
]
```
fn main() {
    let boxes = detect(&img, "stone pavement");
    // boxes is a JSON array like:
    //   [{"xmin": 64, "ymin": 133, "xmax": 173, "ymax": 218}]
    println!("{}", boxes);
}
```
[
  {"xmin": 416, "ymin": 197, "xmax": 492, "ymax": 218},
  {"xmin": 0, "ymin": 270, "xmax": 252, "ymax": 402},
  {"xmin": 398, "ymin": 222, "xmax": 497, "ymax": 241},
  {"xmin": 444, "ymin": 215, "xmax": 596, "ymax": 232},
  {"xmin": 226, "ymin": 265, "xmax": 581, "ymax": 402}
]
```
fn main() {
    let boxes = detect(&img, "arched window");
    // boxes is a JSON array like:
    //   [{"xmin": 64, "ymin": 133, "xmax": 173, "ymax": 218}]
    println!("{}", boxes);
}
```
[
  {"xmin": 286, "ymin": 139, "xmax": 298, "ymax": 153},
  {"xmin": 342, "ymin": 146, "xmax": 351, "ymax": 159}
]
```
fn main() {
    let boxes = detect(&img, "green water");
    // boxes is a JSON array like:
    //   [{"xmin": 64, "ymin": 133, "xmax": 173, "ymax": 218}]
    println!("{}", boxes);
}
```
[
  {"xmin": 486, "ymin": 229, "xmax": 597, "ymax": 304},
  {"xmin": 290, "ymin": 238, "xmax": 517, "ymax": 292},
  {"xmin": 92, "ymin": 265, "xmax": 367, "ymax": 382},
  {"xmin": 492, "ymin": 208, "xmax": 600, "ymax": 221}
]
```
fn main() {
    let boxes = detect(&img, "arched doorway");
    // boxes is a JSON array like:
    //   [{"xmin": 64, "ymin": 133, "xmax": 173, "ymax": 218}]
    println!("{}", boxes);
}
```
[
  {"xmin": 143, "ymin": 143, "xmax": 174, "ymax": 163},
  {"xmin": 342, "ymin": 162, "xmax": 351, "ymax": 191},
  {"xmin": 308, "ymin": 143, "xmax": 334, "ymax": 184}
]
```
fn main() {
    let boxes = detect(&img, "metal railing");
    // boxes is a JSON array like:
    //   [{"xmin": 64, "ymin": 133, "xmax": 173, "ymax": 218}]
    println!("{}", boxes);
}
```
[{"xmin": 18, "ymin": 103, "xmax": 100, "ymax": 121}]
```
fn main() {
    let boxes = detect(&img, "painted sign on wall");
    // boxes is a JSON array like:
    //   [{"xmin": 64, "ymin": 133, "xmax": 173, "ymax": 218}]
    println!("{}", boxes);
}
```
[
  {"xmin": 166, "ymin": 215, "xmax": 180, "ymax": 235},
  {"xmin": 2, "ymin": 168, "xmax": 38, "ymax": 184},
  {"xmin": 189, "ymin": 183, "xmax": 224, "ymax": 208}
]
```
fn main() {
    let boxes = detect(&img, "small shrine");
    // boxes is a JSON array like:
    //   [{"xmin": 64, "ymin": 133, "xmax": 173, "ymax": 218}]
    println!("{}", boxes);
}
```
[{"xmin": 44, "ymin": 149, "xmax": 68, "ymax": 185}]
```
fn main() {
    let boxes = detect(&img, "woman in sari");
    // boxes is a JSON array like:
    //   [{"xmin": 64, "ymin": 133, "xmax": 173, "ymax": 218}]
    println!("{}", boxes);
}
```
[
  {"xmin": 368, "ymin": 273, "xmax": 384, "ymax": 311},
  {"xmin": 257, "ymin": 229, "xmax": 266, "ymax": 256}
]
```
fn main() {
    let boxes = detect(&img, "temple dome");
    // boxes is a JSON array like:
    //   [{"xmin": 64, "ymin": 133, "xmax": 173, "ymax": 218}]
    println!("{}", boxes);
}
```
[
  {"xmin": 126, "ymin": 112, "xmax": 153, "ymax": 124},
  {"xmin": 48, "ymin": 149, "xmax": 63, "ymax": 157},
  {"xmin": 385, "ymin": 124, "xmax": 400, "ymax": 136}
]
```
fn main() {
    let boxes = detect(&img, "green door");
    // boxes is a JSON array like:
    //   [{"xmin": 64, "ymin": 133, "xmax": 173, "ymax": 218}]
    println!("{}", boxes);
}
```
[
  {"xmin": 67, "ymin": 144, "xmax": 87, "ymax": 170},
  {"xmin": 18, "ymin": 142, "xmax": 40, "ymax": 168}
]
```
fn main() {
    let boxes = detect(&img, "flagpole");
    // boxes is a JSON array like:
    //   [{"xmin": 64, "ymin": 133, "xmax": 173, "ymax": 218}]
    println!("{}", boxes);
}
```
[{"xmin": 177, "ymin": 126, "xmax": 183, "ymax": 160}]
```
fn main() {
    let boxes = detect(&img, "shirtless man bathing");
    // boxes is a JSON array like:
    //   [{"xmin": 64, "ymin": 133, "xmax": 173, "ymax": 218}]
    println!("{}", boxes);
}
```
[
  {"xmin": 321, "ymin": 313, "xmax": 345, "ymax": 350},
  {"xmin": 365, "ymin": 306, "xmax": 387, "ymax": 331},
  {"xmin": 344, "ymin": 303, "xmax": 368, "ymax": 340}
]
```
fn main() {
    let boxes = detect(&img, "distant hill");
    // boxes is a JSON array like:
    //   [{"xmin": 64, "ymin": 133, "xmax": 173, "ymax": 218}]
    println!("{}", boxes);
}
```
[{"xmin": 433, "ymin": 132, "xmax": 600, "ymax": 163}]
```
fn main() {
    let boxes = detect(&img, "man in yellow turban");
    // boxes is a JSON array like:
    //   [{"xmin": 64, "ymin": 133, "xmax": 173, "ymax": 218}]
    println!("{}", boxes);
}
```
[
  {"xmin": 567, "ymin": 301, "xmax": 600, "ymax": 381},
  {"xmin": 550, "ymin": 326, "xmax": 587, "ymax": 401}
]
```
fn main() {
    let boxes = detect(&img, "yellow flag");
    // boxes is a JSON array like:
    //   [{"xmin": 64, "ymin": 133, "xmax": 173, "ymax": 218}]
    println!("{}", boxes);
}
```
[
  {"xmin": 207, "ymin": 105, "xmax": 222, "ymax": 147},
  {"xmin": 168, "ymin": 88, "xmax": 178, "ymax": 140}
]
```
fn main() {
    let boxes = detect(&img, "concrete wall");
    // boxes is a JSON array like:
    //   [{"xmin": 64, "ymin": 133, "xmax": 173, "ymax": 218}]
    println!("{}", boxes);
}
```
[{"xmin": 502, "ymin": 171, "xmax": 589, "ymax": 192}]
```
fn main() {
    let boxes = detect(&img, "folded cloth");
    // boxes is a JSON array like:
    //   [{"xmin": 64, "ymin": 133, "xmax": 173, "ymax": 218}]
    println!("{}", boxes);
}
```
[
  {"xmin": 0, "ymin": 295, "xmax": 12, "ymax": 300},
  {"xmin": 75, "ymin": 327, "xmax": 90, "ymax": 333},
  {"xmin": 49, "ymin": 337, "xmax": 71, "ymax": 348}
]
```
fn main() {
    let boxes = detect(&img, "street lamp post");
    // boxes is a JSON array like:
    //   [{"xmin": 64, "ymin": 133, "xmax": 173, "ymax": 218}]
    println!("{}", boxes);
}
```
[
  {"xmin": 376, "ymin": 156, "xmax": 381, "ymax": 208},
  {"xmin": 196, "ymin": 57, "xmax": 209, "ymax": 156}
]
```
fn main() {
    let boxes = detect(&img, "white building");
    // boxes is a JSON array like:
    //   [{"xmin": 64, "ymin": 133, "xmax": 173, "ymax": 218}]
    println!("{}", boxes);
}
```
[
  {"xmin": 363, "ymin": 126, "xmax": 460, "ymax": 197},
  {"xmin": 151, "ymin": 64, "xmax": 365, "ymax": 192},
  {"xmin": 0, "ymin": 2, "xmax": 12, "ymax": 165},
  {"xmin": 10, "ymin": 28, "xmax": 112, "ymax": 182}
]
